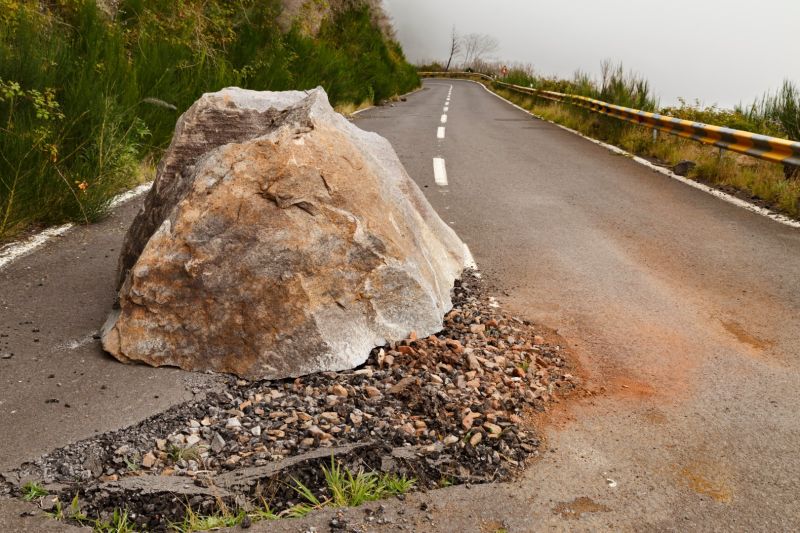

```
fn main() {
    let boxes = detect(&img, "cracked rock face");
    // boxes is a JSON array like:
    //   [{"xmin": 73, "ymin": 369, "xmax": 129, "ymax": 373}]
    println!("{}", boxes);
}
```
[{"xmin": 102, "ymin": 87, "xmax": 472, "ymax": 379}]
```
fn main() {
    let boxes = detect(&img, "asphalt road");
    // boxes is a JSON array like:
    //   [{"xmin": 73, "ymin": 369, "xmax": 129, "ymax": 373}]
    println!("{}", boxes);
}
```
[
  {"xmin": 346, "ymin": 80, "xmax": 800, "ymax": 531},
  {"xmin": 1, "ymin": 79, "xmax": 799, "ymax": 531}
]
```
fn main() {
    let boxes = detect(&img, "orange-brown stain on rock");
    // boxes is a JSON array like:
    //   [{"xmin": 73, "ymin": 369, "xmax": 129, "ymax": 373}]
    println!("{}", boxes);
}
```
[{"xmin": 552, "ymin": 497, "xmax": 611, "ymax": 520}]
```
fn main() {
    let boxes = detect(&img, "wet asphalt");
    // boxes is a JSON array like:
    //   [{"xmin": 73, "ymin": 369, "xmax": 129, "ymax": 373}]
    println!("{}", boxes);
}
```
[{"xmin": 2, "ymin": 79, "xmax": 800, "ymax": 531}]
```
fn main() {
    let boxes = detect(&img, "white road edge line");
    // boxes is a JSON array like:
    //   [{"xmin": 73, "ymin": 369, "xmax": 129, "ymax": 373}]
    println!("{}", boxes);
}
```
[
  {"xmin": 440, "ymin": 114, "xmax": 448, "ymax": 124},
  {"xmin": 433, "ymin": 157, "xmax": 449, "ymax": 186},
  {"xmin": 0, "ymin": 181, "xmax": 154, "ymax": 272},
  {"xmin": 437, "ymin": 127, "xmax": 446, "ymax": 139},
  {"xmin": 443, "ymin": 106, "xmax": 449, "ymax": 112},
  {"xmin": 465, "ymin": 80, "xmax": 800, "ymax": 230}
]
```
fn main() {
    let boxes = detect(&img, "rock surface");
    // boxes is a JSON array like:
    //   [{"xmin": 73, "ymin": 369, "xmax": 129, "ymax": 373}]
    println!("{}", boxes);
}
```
[{"xmin": 103, "ymin": 87, "xmax": 472, "ymax": 379}]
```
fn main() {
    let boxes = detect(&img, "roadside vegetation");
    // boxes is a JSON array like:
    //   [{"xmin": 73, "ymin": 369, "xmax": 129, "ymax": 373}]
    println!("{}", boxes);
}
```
[
  {"xmin": 40, "ymin": 457, "xmax": 414, "ymax": 532},
  {"xmin": 423, "ymin": 60, "xmax": 800, "ymax": 217},
  {"xmin": 0, "ymin": 0, "xmax": 419, "ymax": 241}
]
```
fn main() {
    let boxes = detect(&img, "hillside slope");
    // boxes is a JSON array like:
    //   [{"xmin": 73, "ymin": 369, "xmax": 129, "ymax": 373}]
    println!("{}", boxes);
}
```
[{"xmin": 0, "ymin": 0, "xmax": 418, "ymax": 240}]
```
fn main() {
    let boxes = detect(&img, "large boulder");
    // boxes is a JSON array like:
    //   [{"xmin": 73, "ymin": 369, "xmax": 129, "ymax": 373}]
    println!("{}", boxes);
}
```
[{"xmin": 102, "ymin": 87, "xmax": 472, "ymax": 379}]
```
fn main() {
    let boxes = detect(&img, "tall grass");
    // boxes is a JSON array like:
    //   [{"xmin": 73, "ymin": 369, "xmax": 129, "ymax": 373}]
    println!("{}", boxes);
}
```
[
  {"xmin": 0, "ymin": 0, "xmax": 419, "ymax": 240},
  {"xmin": 740, "ymin": 79, "xmax": 800, "ymax": 144}
]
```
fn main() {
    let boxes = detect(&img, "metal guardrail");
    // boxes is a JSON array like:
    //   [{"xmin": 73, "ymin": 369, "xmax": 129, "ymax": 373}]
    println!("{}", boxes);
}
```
[{"xmin": 419, "ymin": 72, "xmax": 800, "ymax": 167}]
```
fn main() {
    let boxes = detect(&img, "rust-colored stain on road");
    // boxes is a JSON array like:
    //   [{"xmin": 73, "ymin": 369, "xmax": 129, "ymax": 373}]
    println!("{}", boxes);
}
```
[
  {"xmin": 719, "ymin": 319, "xmax": 774, "ymax": 351},
  {"xmin": 553, "ymin": 497, "xmax": 611, "ymax": 520},
  {"xmin": 680, "ymin": 463, "xmax": 733, "ymax": 503}
]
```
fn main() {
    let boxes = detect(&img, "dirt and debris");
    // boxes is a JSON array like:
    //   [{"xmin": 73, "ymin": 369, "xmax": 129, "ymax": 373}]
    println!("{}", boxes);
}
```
[{"xmin": 5, "ymin": 270, "xmax": 579, "ymax": 530}]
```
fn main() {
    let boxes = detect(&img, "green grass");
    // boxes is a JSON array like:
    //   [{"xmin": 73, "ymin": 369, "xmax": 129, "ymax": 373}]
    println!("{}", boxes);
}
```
[
  {"xmin": 94, "ymin": 509, "xmax": 137, "ymax": 533},
  {"xmin": 167, "ymin": 444, "xmax": 202, "ymax": 464},
  {"xmin": 321, "ymin": 456, "xmax": 415, "ymax": 507},
  {"xmin": 21, "ymin": 481, "xmax": 48, "ymax": 501},
  {"xmin": 41, "ymin": 458, "xmax": 415, "ymax": 532},
  {"xmin": 0, "ymin": 0, "xmax": 419, "ymax": 241}
]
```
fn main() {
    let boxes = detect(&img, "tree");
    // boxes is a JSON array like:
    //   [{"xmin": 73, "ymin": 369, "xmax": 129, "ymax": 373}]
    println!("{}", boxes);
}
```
[
  {"xmin": 444, "ymin": 26, "xmax": 461, "ymax": 72},
  {"xmin": 461, "ymin": 33, "xmax": 499, "ymax": 70}
]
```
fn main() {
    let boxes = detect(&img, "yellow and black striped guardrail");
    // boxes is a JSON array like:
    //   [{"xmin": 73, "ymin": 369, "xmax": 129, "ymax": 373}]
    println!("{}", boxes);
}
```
[{"xmin": 419, "ymin": 72, "xmax": 800, "ymax": 168}]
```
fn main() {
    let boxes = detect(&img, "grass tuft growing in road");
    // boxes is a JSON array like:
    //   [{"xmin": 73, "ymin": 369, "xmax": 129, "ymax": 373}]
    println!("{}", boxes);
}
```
[{"xmin": 21, "ymin": 481, "xmax": 48, "ymax": 501}]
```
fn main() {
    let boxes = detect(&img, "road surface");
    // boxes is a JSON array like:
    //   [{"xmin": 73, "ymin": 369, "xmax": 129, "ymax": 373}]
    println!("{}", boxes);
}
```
[
  {"xmin": 346, "ymin": 79, "xmax": 800, "ymax": 531},
  {"xmin": 2, "ymin": 79, "xmax": 799, "ymax": 531}
]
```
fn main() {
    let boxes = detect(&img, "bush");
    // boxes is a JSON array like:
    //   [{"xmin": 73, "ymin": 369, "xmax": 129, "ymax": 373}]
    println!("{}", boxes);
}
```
[{"xmin": 0, "ymin": 0, "xmax": 419, "ymax": 240}]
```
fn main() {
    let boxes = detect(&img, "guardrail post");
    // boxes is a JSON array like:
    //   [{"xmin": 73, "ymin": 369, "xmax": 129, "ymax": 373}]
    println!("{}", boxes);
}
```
[{"xmin": 652, "ymin": 128, "xmax": 658, "ymax": 142}]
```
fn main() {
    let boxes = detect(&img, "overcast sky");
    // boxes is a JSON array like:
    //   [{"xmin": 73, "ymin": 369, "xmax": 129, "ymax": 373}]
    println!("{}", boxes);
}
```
[{"xmin": 383, "ymin": 0, "xmax": 799, "ymax": 108}]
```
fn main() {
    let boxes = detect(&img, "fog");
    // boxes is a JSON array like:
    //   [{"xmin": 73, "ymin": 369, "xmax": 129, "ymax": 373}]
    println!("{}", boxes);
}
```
[{"xmin": 383, "ymin": 0, "xmax": 799, "ymax": 108}]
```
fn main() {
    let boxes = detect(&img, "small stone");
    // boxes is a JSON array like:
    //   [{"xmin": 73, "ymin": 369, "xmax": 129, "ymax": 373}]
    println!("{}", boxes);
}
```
[
  {"xmin": 300, "ymin": 438, "xmax": 315, "ymax": 447},
  {"xmin": 533, "ymin": 335, "xmax": 545, "ymax": 345},
  {"xmin": 443, "ymin": 435, "xmax": 459, "ymax": 446},
  {"xmin": 326, "ymin": 395, "xmax": 340, "ymax": 406},
  {"xmin": 469, "ymin": 324, "xmax": 485, "ymax": 334},
  {"xmin": 365, "ymin": 386, "xmax": 382, "ymax": 398},
  {"xmin": 397, "ymin": 345, "xmax": 416, "ymax": 356},
  {"xmin": 141, "ymin": 452, "xmax": 157, "ymax": 469},
  {"xmin": 309, "ymin": 425, "xmax": 332, "ymax": 440},
  {"xmin": 200, "ymin": 417, "xmax": 212, "ymax": 426},
  {"xmin": 331, "ymin": 384, "xmax": 348, "ymax": 397},
  {"xmin": 469, "ymin": 432, "xmax": 483, "ymax": 446},
  {"xmin": 484, "ymin": 422, "xmax": 502, "ymax": 437},
  {"xmin": 185, "ymin": 435, "xmax": 201, "ymax": 446},
  {"xmin": 155, "ymin": 439, "xmax": 167, "ymax": 451},
  {"xmin": 445, "ymin": 339, "xmax": 464, "ymax": 353},
  {"xmin": 225, "ymin": 455, "xmax": 241, "ymax": 466},
  {"xmin": 462, "ymin": 411, "xmax": 480, "ymax": 430},
  {"xmin": 114, "ymin": 445, "xmax": 131, "ymax": 456},
  {"xmin": 350, "ymin": 412, "xmax": 363, "ymax": 426},
  {"xmin": 251, "ymin": 426, "xmax": 262, "ymax": 437},
  {"xmin": 211, "ymin": 433, "xmax": 226, "ymax": 453},
  {"xmin": 226, "ymin": 417, "xmax": 242, "ymax": 429},
  {"xmin": 389, "ymin": 376, "xmax": 416, "ymax": 395},
  {"xmin": 320, "ymin": 412, "xmax": 340, "ymax": 423}
]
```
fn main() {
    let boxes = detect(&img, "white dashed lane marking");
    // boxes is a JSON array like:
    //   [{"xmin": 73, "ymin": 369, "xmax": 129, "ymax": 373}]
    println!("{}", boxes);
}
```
[
  {"xmin": 433, "ymin": 157, "xmax": 448, "ymax": 186},
  {"xmin": 441, "ymin": 114, "xmax": 447, "ymax": 124},
  {"xmin": 437, "ymin": 127, "xmax": 446, "ymax": 139}
]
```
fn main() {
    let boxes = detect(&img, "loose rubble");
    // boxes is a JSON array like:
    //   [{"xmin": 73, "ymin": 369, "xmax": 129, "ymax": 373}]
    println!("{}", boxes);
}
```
[{"xmin": 7, "ymin": 271, "xmax": 579, "ymax": 530}]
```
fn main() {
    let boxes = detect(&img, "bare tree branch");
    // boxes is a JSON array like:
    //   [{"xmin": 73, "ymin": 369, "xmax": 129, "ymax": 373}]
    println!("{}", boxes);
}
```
[
  {"xmin": 461, "ymin": 33, "xmax": 499, "ymax": 70},
  {"xmin": 444, "ymin": 26, "xmax": 461, "ymax": 72}
]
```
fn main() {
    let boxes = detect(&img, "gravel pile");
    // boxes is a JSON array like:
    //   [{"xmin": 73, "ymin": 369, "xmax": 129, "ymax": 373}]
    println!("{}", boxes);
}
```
[{"xmin": 7, "ymin": 270, "xmax": 579, "ymax": 529}]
